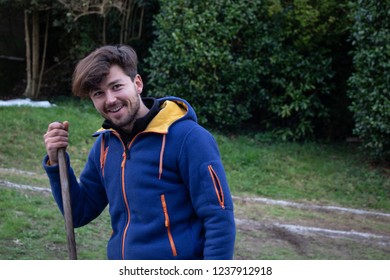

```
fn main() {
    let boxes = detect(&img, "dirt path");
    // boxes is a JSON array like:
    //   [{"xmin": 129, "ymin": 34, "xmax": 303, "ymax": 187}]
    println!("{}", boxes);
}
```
[
  {"xmin": 233, "ymin": 194, "xmax": 390, "ymax": 259},
  {"xmin": 1, "ymin": 167, "xmax": 390, "ymax": 259}
]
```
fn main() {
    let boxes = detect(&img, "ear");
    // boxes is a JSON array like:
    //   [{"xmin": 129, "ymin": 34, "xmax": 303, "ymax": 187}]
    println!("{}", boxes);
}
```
[{"xmin": 134, "ymin": 74, "xmax": 143, "ymax": 94}]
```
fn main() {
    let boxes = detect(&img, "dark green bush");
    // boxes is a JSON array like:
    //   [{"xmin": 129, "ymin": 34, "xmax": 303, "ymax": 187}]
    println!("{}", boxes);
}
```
[
  {"xmin": 146, "ymin": 0, "xmax": 261, "ymax": 126},
  {"xmin": 146, "ymin": 0, "xmax": 348, "ymax": 141},
  {"xmin": 266, "ymin": 0, "xmax": 353, "ymax": 141},
  {"xmin": 348, "ymin": 0, "xmax": 390, "ymax": 161}
]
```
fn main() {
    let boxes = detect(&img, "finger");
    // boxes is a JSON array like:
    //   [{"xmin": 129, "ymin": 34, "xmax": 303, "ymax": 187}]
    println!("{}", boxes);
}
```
[
  {"xmin": 44, "ymin": 129, "xmax": 69, "ymax": 140},
  {"xmin": 48, "ymin": 121, "xmax": 68, "ymax": 131},
  {"xmin": 44, "ymin": 135, "xmax": 68, "ymax": 149},
  {"xmin": 63, "ymin": 121, "xmax": 69, "ymax": 131}
]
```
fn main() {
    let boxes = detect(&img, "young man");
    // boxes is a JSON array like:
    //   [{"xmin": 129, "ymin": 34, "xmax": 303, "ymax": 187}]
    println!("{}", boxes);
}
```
[{"xmin": 42, "ymin": 45, "xmax": 235, "ymax": 260}]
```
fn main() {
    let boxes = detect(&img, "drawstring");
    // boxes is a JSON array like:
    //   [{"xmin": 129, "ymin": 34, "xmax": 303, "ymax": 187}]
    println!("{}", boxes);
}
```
[{"xmin": 159, "ymin": 134, "xmax": 166, "ymax": 180}]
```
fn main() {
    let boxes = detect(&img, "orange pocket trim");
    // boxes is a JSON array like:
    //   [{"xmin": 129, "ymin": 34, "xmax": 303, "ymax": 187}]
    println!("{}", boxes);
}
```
[
  {"xmin": 160, "ymin": 194, "xmax": 178, "ymax": 257},
  {"xmin": 208, "ymin": 165, "xmax": 225, "ymax": 209}
]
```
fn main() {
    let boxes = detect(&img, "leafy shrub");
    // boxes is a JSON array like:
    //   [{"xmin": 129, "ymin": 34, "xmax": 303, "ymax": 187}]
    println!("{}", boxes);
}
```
[
  {"xmin": 348, "ymin": 0, "xmax": 390, "ymax": 161},
  {"xmin": 266, "ymin": 0, "xmax": 351, "ymax": 140},
  {"xmin": 146, "ymin": 0, "xmax": 347, "ymax": 141},
  {"xmin": 146, "ymin": 0, "xmax": 262, "ymax": 126}
]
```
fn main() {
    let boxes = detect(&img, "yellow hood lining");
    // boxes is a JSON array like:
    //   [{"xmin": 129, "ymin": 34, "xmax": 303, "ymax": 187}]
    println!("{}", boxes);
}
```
[{"xmin": 145, "ymin": 100, "xmax": 188, "ymax": 133}]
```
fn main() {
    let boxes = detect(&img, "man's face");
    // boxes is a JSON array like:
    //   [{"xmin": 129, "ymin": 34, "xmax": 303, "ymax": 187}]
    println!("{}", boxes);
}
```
[{"xmin": 89, "ymin": 65, "xmax": 144, "ymax": 132}]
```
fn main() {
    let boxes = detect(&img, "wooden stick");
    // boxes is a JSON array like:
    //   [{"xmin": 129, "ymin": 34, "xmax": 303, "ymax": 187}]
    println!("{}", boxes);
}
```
[{"xmin": 58, "ymin": 148, "xmax": 77, "ymax": 260}]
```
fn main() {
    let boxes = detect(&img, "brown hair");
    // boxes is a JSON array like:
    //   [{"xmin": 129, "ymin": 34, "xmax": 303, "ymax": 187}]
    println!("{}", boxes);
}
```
[{"xmin": 72, "ymin": 45, "xmax": 138, "ymax": 97}]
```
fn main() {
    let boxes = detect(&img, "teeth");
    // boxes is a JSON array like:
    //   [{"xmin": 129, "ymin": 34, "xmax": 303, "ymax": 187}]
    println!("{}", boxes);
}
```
[{"xmin": 108, "ymin": 105, "xmax": 123, "ymax": 113}]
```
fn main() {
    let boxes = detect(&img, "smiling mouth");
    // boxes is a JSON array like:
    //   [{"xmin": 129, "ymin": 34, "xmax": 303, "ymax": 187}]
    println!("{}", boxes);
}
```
[{"xmin": 107, "ymin": 105, "xmax": 124, "ymax": 113}]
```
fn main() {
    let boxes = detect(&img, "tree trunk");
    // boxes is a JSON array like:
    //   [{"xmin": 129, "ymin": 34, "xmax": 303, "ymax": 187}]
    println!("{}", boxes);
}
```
[
  {"xmin": 37, "ymin": 14, "xmax": 49, "ymax": 97},
  {"xmin": 137, "ymin": 5, "xmax": 144, "ymax": 39},
  {"xmin": 23, "ymin": 10, "xmax": 32, "ymax": 97},
  {"xmin": 24, "ymin": 9, "xmax": 40, "ymax": 99},
  {"xmin": 102, "ymin": 14, "xmax": 106, "ymax": 45},
  {"xmin": 31, "ymin": 10, "xmax": 40, "ymax": 99},
  {"xmin": 119, "ymin": 0, "xmax": 129, "ymax": 44},
  {"xmin": 124, "ymin": 0, "xmax": 133, "ymax": 42}
]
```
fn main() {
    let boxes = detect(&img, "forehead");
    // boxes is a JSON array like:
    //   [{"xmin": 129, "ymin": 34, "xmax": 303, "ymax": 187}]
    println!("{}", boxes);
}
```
[
  {"xmin": 102, "ymin": 65, "xmax": 128, "ymax": 84},
  {"xmin": 90, "ymin": 65, "xmax": 130, "ymax": 94}
]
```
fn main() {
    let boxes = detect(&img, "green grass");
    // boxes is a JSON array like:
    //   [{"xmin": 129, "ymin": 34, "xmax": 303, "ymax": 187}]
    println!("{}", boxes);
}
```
[
  {"xmin": 0, "ymin": 99, "xmax": 101, "ymax": 174},
  {"xmin": 1, "ymin": 100, "xmax": 389, "ymax": 259},
  {"xmin": 215, "ymin": 134, "xmax": 389, "ymax": 210},
  {"xmin": 0, "ymin": 187, "xmax": 109, "ymax": 259}
]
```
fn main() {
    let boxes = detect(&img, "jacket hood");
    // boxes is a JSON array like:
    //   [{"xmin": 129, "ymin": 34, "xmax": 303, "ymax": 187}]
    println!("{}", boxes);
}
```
[{"xmin": 148, "ymin": 96, "xmax": 197, "ymax": 133}]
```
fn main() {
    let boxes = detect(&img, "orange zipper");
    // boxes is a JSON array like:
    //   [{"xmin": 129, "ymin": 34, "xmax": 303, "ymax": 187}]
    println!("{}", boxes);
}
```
[
  {"xmin": 160, "ymin": 194, "xmax": 178, "ymax": 257},
  {"xmin": 105, "ymin": 130, "xmax": 131, "ymax": 260},
  {"xmin": 208, "ymin": 165, "xmax": 225, "ymax": 209},
  {"xmin": 113, "ymin": 130, "xmax": 168, "ymax": 259},
  {"xmin": 118, "ymin": 131, "xmax": 154, "ymax": 259},
  {"xmin": 120, "ymin": 150, "xmax": 130, "ymax": 259}
]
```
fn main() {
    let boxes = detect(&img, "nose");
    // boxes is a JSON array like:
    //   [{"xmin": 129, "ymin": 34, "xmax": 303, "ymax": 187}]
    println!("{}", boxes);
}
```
[{"xmin": 105, "ymin": 90, "xmax": 117, "ymax": 104}]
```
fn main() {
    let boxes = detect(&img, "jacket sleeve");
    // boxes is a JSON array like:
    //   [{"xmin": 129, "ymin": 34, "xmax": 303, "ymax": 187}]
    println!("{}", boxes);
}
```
[
  {"xmin": 178, "ymin": 126, "xmax": 236, "ymax": 259},
  {"xmin": 42, "ymin": 139, "xmax": 108, "ymax": 227}
]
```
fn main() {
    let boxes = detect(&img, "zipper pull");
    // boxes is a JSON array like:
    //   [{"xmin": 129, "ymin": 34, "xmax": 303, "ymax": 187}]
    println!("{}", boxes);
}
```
[{"xmin": 121, "ymin": 152, "xmax": 127, "ymax": 167}]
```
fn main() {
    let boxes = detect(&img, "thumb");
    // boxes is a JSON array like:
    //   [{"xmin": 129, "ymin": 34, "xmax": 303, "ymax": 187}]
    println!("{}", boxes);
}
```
[{"xmin": 63, "ymin": 121, "xmax": 69, "ymax": 131}]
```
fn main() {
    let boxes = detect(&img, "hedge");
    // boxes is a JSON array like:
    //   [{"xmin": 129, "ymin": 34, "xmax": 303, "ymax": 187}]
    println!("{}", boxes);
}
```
[
  {"xmin": 348, "ymin": 0, "xmax": 390, "ymax": 161},
  {"xmin": 146, "ymin": 0, "xmax": 349, "ymax": 141}
]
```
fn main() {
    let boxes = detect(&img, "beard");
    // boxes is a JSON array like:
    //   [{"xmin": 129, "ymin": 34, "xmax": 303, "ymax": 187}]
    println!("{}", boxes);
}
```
[{"xmin": 103, "ymin": 96, "xmax": 141, "ymax": 132}]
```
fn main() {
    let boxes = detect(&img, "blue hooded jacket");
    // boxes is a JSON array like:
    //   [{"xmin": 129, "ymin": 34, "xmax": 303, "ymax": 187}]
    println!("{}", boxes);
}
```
[{"xmin": 43, "ymin": 97, "xmax": 235, "ymax": 260}]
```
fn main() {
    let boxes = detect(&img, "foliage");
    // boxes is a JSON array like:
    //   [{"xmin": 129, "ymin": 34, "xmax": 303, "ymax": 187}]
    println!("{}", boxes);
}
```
[
  {"xmin": 146, "ymin": 0, "xmax": 255, "ymax": 126},
  {"xmin": 348, "ymin": 0, "xmax": 390, "ymax": 161},
  {"xmin": 146, "ymin": 0, "xmax": 351, "ymax": 140},
  {"xmin": 268, "ymin": 0, "xmax": 352, "ymax": 140}
]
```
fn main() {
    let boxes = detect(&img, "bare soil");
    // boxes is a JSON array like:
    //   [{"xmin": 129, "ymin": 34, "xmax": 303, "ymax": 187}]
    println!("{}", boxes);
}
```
[{"xmin": 233, "ymin": 196, "xmax": 390, "ymax": 259}]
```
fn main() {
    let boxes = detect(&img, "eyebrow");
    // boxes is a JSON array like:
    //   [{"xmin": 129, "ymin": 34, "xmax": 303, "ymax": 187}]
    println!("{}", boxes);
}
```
[
  {"xmin": 107, "ymin": 79, "xmax": 124, "ymax": 87},
  {"xmin": 90, "ymin": 79, "xmax": 124, "ymax": 93}
]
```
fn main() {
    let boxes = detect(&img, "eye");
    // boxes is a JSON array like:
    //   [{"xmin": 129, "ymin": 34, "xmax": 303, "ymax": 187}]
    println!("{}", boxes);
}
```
[
  {"xmin": 112, "ymin": 83, "xmax": 124, "ymax": 91},
  {"xmin": 90, "ymin": 90, "xmax": 104, "ymax": 98}
]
